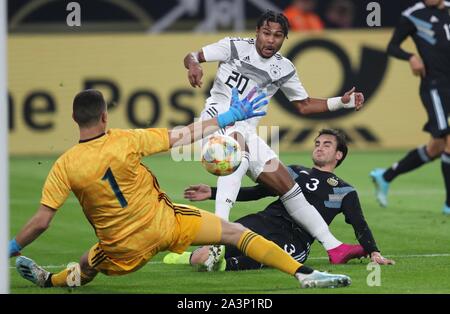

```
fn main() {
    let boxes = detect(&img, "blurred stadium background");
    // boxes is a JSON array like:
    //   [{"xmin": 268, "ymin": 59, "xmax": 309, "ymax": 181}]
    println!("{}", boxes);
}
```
[
  {"xmin": 8, "ymin": 0, "xmax": 428, "ymax": 155},
  {"xmin": 5, "ymin": 0, "xmax": 450, "ymax": 294}
]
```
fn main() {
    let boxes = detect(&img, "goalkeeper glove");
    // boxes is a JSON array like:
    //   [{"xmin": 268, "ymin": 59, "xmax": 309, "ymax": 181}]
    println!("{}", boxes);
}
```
[
  {"xmin": 9, "ymin": 238, "xmax": 22, "ymax": 257},
  {"xmin": 217, "ymin": 87, "xmax": 268, "ymax": 129}
]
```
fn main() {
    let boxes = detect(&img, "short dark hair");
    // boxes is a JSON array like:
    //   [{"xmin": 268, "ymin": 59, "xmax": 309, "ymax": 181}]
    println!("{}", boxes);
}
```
[
  {"xmin": 73, "ymin": 89, "xmax": 107, "ymax": 127},
  {"xmin": 316, "ymin": 129, "xmax": 348, "ymax": 167},
  {"xmin": 257, "ymin": 10, "xmax": 290, "ymax": 38}
]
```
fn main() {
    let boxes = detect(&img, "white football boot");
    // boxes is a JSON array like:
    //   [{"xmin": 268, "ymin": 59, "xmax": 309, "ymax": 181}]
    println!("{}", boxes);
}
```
[{"xmin": 297, "ymin": 270, "xmax": 351, "ymax": 288}]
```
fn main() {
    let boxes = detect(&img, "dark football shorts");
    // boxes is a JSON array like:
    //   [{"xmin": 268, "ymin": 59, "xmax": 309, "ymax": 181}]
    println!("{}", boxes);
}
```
[
  {"xmin": 225, "ymin": 212, "xmax": 311, "ymax": 265},
  {"xmin": 420, "ymin": 83, "xmax": 450, "ymax": 138}
]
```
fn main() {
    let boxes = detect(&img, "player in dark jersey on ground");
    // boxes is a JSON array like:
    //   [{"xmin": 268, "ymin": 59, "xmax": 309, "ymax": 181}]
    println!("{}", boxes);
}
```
[
  {"xmin": 370, "ymin": 0, "xmax": 450, "ymax": 214},
  {"xmin": 186, "ymin": 11, "xmax": 365, "ymax": 262},
  {"xmin": 164, "ymin": 129, "xmax": 394, "ymax": 270}
]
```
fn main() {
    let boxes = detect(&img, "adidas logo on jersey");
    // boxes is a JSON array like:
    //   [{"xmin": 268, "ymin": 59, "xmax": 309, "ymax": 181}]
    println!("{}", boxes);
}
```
[
  {"xmin": 242, "ymin": 56, "xmax": 250, "ymax": 62},
  {"xmin": 430, "ymin": 15, "xmax": 439, "ymax": 23}
]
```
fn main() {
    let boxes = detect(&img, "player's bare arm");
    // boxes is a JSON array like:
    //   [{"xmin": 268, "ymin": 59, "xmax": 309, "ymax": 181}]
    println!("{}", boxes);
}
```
[
  {"xmin": 10, "ymin": 204, "xmax": 56, "ymax": 256},
  {"xmin": 169, "ymin": 117, "xmax": 221, "ymax": 148},
  {"xmin": 294, "ymin": 87, "xmax": 364, "ymax": 115},
  {"xmin": 184, "ymin": 50, "xmax": 206, "ymax": 88}
]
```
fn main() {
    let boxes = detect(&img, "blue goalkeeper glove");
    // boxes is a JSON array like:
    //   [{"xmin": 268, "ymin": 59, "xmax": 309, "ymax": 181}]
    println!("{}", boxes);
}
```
[
  {"xmin": 9, "ymin": 238, "xmax": 22, "ymax": 257},
  {"xmin": 217, "ymin": 87, "xmax": 268, "ymax": 129}
]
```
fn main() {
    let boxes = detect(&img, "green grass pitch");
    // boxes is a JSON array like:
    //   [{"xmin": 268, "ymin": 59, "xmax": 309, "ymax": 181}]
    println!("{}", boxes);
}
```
[{"xmin": 9, "ymin": 151, "xmax": 450, "ymax": 294}]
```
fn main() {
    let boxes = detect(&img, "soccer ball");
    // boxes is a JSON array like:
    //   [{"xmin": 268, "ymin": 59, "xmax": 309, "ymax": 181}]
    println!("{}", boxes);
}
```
[{"xmin": 201, "ymin": 135, "xmax": 242, "ymax": 176}]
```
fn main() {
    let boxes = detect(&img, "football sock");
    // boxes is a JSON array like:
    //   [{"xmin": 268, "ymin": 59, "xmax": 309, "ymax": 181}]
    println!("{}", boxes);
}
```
[
  {"xmin": 50, "ymin": 264, "xmax": 96, "ymax": 287},
  {"xmin": 50, "ymin": 269, "xmax": 69, "ymax": 287},
  {"xmin": 294, "ymin": 265, "xmax": 315, "ymax": 281},
  {"xmin": 442, "ymin": 152, "xmax": 450, "ymax": 206},
  {"xmin": 215, "ymin": 152, "xmax": 249, "ymax": 220},
  {"xmin": 237, "ymin": 230, "xmax": 301, "ymax": 275},
  {"xmin": 225, "ymin": 255, "xmax": 315, "ymax": 274},
  {"xmin": 280, "ymin": 183, "xmax": 342, "ymax": 250},
  {"xmin": 383, "ymin": 146, "xmax": 432, "ymax": 182}
]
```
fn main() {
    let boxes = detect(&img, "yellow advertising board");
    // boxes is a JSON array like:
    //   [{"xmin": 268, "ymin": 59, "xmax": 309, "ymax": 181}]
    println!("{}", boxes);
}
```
[{"xmin": 8, "ymin": 31, "xmax": 427, "ymax": 155}]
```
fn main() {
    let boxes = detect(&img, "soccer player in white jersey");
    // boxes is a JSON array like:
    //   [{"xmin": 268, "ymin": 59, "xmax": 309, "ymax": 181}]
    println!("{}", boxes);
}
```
[{"xmin": 183, "ymin": 11, "xmax": 365, "ymax": 260}]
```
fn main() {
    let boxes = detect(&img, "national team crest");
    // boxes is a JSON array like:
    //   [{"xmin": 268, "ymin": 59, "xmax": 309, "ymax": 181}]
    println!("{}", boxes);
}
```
[
  {"xmin": 327, "ymin": 177, "xmax": 338, "ymax": 186},
  {"xmin": 269, "ymin": 64, "xmax": 282, "ymax": 79}
]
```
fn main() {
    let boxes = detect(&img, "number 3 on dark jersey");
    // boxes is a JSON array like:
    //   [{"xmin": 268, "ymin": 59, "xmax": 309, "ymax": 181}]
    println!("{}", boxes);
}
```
[
  {"xmin": 225, "ymin": 71, "xmax": 249, "ymax": 94},
  {"xmin": 102, "ymin": 167, "xmax": 128, "ymax": 208},
  {"xmin": 305, "ymin": 178, "xmax": 319, "ymax": 191}
]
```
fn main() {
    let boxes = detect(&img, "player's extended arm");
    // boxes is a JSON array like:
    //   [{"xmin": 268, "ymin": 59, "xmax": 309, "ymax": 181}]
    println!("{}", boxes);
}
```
[
  {"xmin": 213, "ymin": 184, "xmax": 276, "ymax": 201},
  {"xmin": 169, "ymin": 87, "xmax": 267, "ymax": 148},
  {"xmin": 9, "ymin": 204, "xmax": 56, "ymax": 257},
  {"xmin": 387, "ymin": 17, "xmax": 416, "ymax": 61},
  {"xmin": 293, "ymin": 87, "xmax": 364, "ymax": 115},
  {"xmin": 184, "ymin": 50, "xmax": 206, "ymax": 88},
  {"xmin": 184, "ymin": 183, "xmax": 275, "ymax": 202},
  {"xmin": 342, "ymin": 194, "xmax": 379, "ymax": 253},
  {"xmin": 341, "ymin": 194, "xmax": 395, "ymax": 265}
]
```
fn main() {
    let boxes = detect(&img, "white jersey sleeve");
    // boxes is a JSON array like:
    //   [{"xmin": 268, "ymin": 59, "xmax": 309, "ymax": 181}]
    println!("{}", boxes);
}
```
[
  {"xmin": 202, "ymin": 37, "xmax": 231, "ymax": 62},
  {"xmin": 280, "ymin": 67, "xmax": 309, "ymax": 101}
]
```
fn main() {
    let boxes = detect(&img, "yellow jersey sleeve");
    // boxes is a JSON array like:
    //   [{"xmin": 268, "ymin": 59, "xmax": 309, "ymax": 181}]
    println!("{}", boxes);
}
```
[
  {"xmin": 130, "ymin": 128, "xmax": 170, "ymax": 156},
  {"xmin": 41, "ymin": 157, "xmax": 71, "ymax": 210}
]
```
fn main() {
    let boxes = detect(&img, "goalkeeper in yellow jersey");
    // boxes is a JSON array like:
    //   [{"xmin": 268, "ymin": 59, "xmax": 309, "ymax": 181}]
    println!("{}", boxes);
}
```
[{"xmin": 9, "ymin": 88, "xmax": 351, "ymax": 289}]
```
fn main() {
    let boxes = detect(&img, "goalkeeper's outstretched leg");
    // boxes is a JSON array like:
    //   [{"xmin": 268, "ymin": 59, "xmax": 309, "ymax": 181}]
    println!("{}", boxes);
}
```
[
  {"xmin": 191, "ymin": 209, "xmax": 351, "ymax": 289},
  {"xmin": 16, "ymin": 251, "xmax": 97, "ymax": 288}
]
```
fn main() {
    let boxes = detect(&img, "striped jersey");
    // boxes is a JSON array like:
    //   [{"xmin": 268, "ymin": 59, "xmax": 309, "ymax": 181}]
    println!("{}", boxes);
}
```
[{"xmin": 202, "ymin": 37, "xmax": 309, "ymax": 127}]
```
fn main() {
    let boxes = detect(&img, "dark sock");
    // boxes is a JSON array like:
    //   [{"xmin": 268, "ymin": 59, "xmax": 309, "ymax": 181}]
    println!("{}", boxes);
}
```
[
  {"xmin": 383, "ymin": 146, "xmax": 432, "ymax": 182},
  {"xmin": 442, "ymin": 152, "xmax": 450, "ymax": 206},
  {"xmin": 295, "ymin": 265, "xmax": 314, "ymax": 275},
  {"xmin": 44, "ymin": 273, "xmax": 53, "ymax": 288}
]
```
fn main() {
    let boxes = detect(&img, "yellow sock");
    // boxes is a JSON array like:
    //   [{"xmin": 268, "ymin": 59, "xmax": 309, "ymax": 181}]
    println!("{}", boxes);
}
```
[
  {"xmin": 50, "ymin": 269, "xmax": 69, "ymax": 287},
  {"xmin": 50, "ymin": 263, "xmax": 96, "ymax": 287},
  {"xmin": 237, "ymin": 230, "xmax": 302, "ymax": 275}
]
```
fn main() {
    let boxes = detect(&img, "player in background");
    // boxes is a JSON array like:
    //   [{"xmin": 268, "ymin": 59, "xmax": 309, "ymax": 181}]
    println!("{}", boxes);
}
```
[
  {"xmin": 184, "ymin": 10, "xmax": 365, "ymax": 261},
  {"xmin": 10, "ymin": 89, "xmax": 351, "ymax": 289},
  {"xmin": 370, "ymin": 0, "xmax": 450, "ymax": 214},
  {"xmin": 165, "ymin": 129, "xmax": 394, "ymax": 270}
]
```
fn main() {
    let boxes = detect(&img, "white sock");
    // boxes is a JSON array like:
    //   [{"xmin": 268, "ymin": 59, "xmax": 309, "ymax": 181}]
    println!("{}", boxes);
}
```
[
  {"xmin": 280, "ymin": 183, "xmax": 342, "ymax": 250},
  {"xmin": 215, "ymin": 152, "xmax": 250, "ymax": 220}
]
